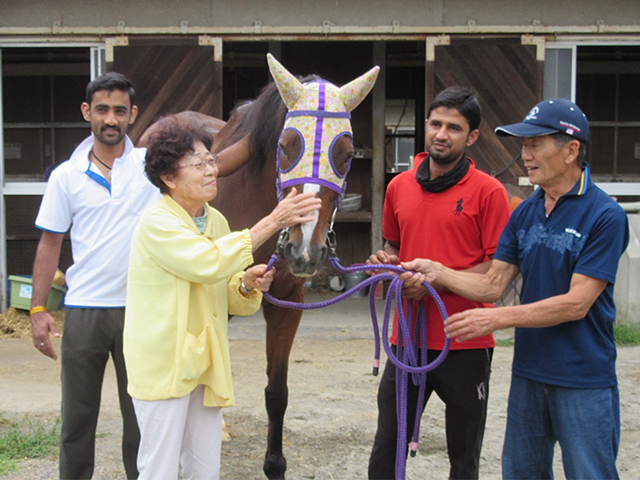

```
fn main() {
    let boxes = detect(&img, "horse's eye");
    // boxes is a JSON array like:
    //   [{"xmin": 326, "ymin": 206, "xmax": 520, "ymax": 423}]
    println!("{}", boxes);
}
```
[
  {"xmin": 279, "ymin": 143, "xmax": 288, "ymax": 158},
  {"xmin": 278, "ymin": 129, "xmax": 304, "ymax": 171},
  {"xmin": 329, "ymin": 134, "xmax": 355, "ymax": 177}
]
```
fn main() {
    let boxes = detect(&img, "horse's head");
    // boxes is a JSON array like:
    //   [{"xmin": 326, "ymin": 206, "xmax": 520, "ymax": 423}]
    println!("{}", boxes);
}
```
[{"xmin": 267, "ymin": 54, "xmax": 379, "ymax": 276}]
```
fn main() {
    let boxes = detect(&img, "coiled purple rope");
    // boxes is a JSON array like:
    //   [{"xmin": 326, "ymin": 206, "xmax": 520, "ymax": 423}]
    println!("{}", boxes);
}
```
[{"xmin": 263, "ymin": 253, "xmax": 451, "ymax": 480}]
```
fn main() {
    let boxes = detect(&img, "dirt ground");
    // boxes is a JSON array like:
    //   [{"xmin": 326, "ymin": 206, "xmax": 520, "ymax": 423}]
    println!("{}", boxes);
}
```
[{"xmin": 1, "ymin": 296, "xmax": 640, "ymax": 479}]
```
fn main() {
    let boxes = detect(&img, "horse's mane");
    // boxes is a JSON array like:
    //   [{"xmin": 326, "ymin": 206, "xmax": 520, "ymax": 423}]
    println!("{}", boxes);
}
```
[{"xmin": 227, "ymin": 74, "xmax": 322, "ymax": 177}]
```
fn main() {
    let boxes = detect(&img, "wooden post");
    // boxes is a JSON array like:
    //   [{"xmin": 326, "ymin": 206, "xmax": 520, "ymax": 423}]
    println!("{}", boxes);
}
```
[
  {"xmin": 371, "ymin": 42, "xmax": 386, "ymax": 253},
  {"xmin": 425, "ymin": 35, "xmax": 450, "ymax": 149},
  {"xmin": 200, "ymin": 36, "xmax": 223, "ymax": 119}
]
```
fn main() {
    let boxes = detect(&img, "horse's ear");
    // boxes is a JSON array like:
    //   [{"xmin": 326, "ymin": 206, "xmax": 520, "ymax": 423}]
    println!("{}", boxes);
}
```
[
  {"xmin": 267, "ymin": 53, "xmax": 304, "ymax": 110},
  {"xmin": 339, "ymin": 66, "xmax": 380, "ymax": 112}
]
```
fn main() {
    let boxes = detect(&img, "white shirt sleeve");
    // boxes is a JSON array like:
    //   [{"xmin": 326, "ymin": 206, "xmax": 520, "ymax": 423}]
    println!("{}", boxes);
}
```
[{"xmin": 35, "ymin": 166, "xmax": 73, "ymax": 234}]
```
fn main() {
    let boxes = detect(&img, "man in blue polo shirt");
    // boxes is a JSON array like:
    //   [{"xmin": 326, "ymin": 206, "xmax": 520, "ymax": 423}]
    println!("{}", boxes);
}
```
[{"xmin": 402, "ymin": 99, "xmax": 629, "ymax": 479}]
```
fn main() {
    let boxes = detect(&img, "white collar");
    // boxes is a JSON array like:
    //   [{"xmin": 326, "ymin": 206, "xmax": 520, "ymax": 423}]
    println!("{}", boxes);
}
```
[{"xmin": 69, "ymin": 134, "xmax": 135, "ymax": 171}]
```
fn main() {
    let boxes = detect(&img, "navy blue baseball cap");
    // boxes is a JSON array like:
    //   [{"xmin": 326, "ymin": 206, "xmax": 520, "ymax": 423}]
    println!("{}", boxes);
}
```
[{"xmin": 495, "ymin": 99, "xmax": 590, "ymax": 143}]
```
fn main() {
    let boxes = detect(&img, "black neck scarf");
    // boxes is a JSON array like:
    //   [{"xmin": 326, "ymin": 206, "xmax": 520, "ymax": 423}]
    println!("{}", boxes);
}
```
[{"xmin": 415, "ymin": 155, "xmax": 470, "ymax": 193}]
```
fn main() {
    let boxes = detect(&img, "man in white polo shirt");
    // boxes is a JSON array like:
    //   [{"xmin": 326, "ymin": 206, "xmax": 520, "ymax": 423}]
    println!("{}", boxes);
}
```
[{"xmin": 30, "ymin": 72, "xmax": 161, "ymax": 479}]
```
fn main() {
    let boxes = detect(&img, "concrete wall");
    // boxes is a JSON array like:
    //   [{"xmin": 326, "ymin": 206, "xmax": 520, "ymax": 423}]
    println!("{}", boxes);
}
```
[
  {"xmin": 616, "ymin": 214, "xmax": 640, "ymax": 324},
  {"xmin": 1, "ymin": 0, "xmax": 638, "ymax": 29}
]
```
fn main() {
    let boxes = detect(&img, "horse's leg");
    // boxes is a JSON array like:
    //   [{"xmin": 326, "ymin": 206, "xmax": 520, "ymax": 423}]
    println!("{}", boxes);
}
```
[{"xmin": 261, "ymin": 288, "xmax": 303, "ymax": 480}]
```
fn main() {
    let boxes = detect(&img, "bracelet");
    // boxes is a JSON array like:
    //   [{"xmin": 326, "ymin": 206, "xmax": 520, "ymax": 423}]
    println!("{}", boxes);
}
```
[
  {"xmin": 30, "ymin": 306, "xmax": 48, "ymax": 315},
  {"xmin": 240, "ymin": 277, "xmax": 254, "ymax": 294}
]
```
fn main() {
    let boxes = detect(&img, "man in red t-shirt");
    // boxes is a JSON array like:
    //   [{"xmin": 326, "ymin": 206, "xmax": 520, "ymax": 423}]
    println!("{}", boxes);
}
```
[{"xmin": 367, "ymin": 87, "xmax": 511, "ymax": 479}]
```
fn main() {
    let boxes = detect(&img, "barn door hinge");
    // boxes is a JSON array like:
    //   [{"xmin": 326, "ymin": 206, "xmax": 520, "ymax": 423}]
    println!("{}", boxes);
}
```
[
  {"xmin": 521, "ymin": 35, "xmax": 546, "ymax": 61},
  {"xmin": 199, "ymin": 35, "xmax": 223, "ymax": 62},
  {"xmin": 105, "ymin": 36, "xmax": 129, "ymax": 63},
  {"xmin": 425, "ymin": 35, "xmax": 450, "ymax": 62}
]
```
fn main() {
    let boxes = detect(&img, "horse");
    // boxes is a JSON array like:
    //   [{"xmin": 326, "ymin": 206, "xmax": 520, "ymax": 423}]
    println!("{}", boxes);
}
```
[{"xmin": 139, "ymin": 54, "xmax": 379, "ymax": 479}]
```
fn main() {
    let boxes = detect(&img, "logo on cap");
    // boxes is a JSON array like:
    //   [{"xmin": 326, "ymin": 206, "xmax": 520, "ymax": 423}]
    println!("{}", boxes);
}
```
[
  {"xmin": 525, "ymin": 107, "xmax": 539, "ymax": 121},
  {"xmin": 559, "ymin": 120, "xmax": 581, "ymax": 135}
]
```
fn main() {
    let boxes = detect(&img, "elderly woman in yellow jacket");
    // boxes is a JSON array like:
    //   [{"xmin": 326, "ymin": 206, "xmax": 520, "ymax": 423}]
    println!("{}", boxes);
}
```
[{"xmin": 123, "ymin": 119, "xmax": 320, "ymax": 480}]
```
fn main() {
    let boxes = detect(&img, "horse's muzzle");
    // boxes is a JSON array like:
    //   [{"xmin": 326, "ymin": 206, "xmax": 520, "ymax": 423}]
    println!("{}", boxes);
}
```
[{"xmin": 283, "ymin": 241, "xmax": 328, "ymax": 277}]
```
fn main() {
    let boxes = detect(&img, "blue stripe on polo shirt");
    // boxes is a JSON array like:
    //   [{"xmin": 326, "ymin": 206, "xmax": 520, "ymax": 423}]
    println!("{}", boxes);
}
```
[
  {"xmin": 563, "ymin": 162, "xmax": 590, "ymax": 198},
  {"xmin": 35, "ymin": 225, "xmax": 67, "ymax": 234},
  {"xmin": 576, "ymin": 162, "xmax": 589, "ymax": 196},
  {"xmin": 85, "ymin": 160, "xmax": 111, "ymax": 193}
]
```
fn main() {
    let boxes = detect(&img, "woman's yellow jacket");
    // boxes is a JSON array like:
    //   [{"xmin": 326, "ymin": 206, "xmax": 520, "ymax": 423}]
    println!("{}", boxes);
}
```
[{"xmin": 124, "ymin": 195, "xmax": 262, "ymax": 407}]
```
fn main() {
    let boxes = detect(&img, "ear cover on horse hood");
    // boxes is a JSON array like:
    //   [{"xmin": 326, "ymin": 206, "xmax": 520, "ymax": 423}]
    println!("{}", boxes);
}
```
[
  {"xmin": 267, "ymin": 53, "xmax": 380, "ymax": 112},
  {"xmin": 339, "ymin": 66, "xmax": 380, "ymax": 112},
  {"xmin": 267, "ymin": 53, "xmax": 305, "ymax": 110}
]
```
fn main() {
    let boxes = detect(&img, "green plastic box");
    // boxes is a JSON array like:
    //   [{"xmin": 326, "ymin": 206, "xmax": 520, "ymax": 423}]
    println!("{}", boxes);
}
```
[{"xmin": 8, "ymin": 275, "xmax": 67, "ymax": 311}]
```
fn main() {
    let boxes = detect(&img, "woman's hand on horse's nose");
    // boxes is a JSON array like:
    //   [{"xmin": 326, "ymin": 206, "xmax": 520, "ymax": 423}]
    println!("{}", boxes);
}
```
[
  {"xmin": 274, "ymin": 190, "xmax": 321, "ymax": 227},
  {"xmin": 288, "ymin": 189, "xmax": 321, "ymax": 207}
]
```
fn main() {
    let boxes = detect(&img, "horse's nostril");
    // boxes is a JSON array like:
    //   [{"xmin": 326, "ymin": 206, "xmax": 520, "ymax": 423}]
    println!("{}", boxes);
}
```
[
  {"xmin": 284, "ymin": 241, "xmax": 303, "ymax": 262},
  {"xmin": 319, "ymin": 245, "xmax": 328, "ymax": 261}
]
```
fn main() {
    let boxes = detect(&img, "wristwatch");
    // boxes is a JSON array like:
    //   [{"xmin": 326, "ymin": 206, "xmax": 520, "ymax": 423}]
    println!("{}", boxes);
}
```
[{"xmin": 240, "ymin": 277, "xmax": 254, "ymax": 294}]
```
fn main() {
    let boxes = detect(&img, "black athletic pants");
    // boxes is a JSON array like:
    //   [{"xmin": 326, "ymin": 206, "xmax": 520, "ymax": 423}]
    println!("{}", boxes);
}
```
[
  {"xmin": 368, "ymin": 347, "xmax": 493, "ymax": 480},
  {"xmin": 60, "ymin": 308, "xmax": 140, "ymax": 479}
]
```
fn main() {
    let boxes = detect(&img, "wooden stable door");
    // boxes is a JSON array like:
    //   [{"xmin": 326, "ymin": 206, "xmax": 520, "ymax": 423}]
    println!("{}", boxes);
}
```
[
  {"xmin": 428, "ymin": 37, "xmax": 544, "ymax": 184},
  {"xmin": 109, "ymin": 41, "xmax": 222, "ymax": 144}
]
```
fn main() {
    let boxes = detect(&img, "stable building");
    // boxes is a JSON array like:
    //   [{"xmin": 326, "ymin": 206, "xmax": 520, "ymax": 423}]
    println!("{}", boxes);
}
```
[{"xmin": 2, "ymin": 1, "xmax": 639, "ymax": 310}]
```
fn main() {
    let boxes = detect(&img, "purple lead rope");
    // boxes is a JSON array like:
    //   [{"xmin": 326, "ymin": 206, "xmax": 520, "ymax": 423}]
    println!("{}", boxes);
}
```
[{"xmin": 263, "ymin": 254, "xmax": 450, "ymax": 480}]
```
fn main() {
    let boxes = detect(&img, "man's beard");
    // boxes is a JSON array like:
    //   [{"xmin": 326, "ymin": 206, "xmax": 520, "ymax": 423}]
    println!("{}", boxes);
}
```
[
  {"xmin": 428, "ymin": 149, "xmax": 464, "ymax": 165},
  {"xmin": 94, "ymin": 125, "xmax": 127, "ymax": 146}
]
